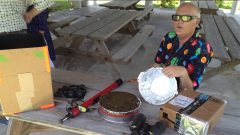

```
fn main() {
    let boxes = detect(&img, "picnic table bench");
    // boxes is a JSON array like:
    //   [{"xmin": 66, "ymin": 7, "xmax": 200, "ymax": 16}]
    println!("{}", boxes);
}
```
[{"xmin": 201, "ymin": 14, "xmax": 240, "ymax": 80}]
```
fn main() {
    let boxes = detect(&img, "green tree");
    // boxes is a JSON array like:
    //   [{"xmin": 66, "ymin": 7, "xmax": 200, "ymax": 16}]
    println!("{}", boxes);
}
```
[
  {"xmin": 156, "ymin": 0, "xmax": 176, "ymax": 8},
  {"xmin": 216, "ymin": 0, "xmax": 224, "ymax": 7}
]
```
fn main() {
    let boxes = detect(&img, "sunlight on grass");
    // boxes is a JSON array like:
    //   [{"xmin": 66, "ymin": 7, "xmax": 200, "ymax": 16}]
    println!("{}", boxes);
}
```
[{"xmin": 51, "ymin": 0, "xmax": 72, "ymax": 11}]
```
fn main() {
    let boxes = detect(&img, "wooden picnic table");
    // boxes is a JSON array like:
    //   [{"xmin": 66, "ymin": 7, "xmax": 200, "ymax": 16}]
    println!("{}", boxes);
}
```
[
  {"xmin": 2, "ymin": 69, "xmax": 240, "ymax": 135},
  {"xmin": 198, "ymin": 0, "xmax": 219, "ymax": 15},
  {"xmin": 99, "ymin": 0, "xmax": 140, "ymax": 10},
  {"xmin": 201, "ymin": 14, "xmax": 240, "ymax": 80},
  {"xmin": 56, "ymin": 9, "xmax": 154, "ymax": 79},
  {"xmin": 57, "ymin": 9, "xmax": 137, "ymax": 78}
]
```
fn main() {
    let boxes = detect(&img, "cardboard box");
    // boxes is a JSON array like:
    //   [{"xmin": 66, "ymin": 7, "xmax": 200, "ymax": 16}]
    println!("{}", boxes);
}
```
[
  {"xmin": 0, "ymin": 33, "xmax": 54, "ymax": 115},
  {"xmin": 160, "ymin": 90, "xmax": 226, "ymax": 135}
]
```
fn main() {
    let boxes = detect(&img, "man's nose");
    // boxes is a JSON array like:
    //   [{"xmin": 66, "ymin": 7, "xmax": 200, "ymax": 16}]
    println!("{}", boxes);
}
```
[{"xmin": 177, "ymin": 19, "xmax": 184, "ymax": 24}]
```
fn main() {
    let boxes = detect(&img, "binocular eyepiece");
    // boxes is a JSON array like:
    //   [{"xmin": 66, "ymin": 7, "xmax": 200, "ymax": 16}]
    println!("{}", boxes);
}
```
[{"xmin": 130, "ymin": 113, "xmax": 167, "ymax": 135}]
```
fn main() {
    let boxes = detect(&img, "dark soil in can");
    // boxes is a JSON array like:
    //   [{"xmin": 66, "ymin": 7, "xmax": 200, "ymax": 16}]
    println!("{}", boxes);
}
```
[{"xmin": 99, "ymin": 91, "xmax": 140, "ymax": 112}]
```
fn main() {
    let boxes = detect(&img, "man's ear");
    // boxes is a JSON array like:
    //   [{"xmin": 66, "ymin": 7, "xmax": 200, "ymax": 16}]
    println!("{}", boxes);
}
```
[
  {"xmin": 195, "ymin": 18, "xmax": 202, "ymax": 30},
  {"xmin": 196, "ymin": 18, "xmax": 201, "ymax": 25}
]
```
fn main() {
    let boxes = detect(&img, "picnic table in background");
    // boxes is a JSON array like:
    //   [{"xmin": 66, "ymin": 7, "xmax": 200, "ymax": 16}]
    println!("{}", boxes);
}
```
[
  {"xmin": 99, "ymin": 0, "xmax": 140, "ymax": 10},
  {"xmin": 201, "ymin": 13, "xmax": 240, "ymax": 80},
  {"xmin": 198, "ymin": 0, "xmax": 218, "ymax": 15},
  {"xmin": 55, "ymin": 9, "xmax": 154, "ymax": 79},
  {"xmin": 99, "ymin": 0, "xmax": 153, "ymax": 23}
]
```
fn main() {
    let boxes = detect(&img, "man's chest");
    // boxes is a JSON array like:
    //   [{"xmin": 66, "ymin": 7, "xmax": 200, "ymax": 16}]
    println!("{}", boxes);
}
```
[{"xmin": 0, "ymin": 1, "xmax": 25, "ymax": 14}]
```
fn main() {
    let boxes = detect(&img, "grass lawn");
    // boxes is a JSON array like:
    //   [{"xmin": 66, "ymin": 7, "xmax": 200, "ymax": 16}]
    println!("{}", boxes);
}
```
[{"xmin": 50, "ymin": 0, "xmax": 72, "ymax": 11}]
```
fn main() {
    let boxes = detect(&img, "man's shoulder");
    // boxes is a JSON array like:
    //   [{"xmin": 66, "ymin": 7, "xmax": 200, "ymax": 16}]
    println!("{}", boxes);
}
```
[
  {"xmin": 196, "ymin": 36, "xmax": 210, "ymax": 47},
  {"xmin": 194, "ymin": 36, "xmax": 213, "ymax": 54}
]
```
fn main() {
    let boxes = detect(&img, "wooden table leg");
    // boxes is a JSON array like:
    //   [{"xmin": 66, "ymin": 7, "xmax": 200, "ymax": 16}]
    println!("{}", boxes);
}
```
[
  {"xmin": 127, "ymin": 21, "xmax": 137, "ymax": 36},
  {"xmin": 94, "ymin": 40, "xmax": 121, "ymax": 79},
  {"xmin": 204, "ymin": 59, "xmax": 240, "ymax": 80},
  {"xmin": 69, "ymin": 36, "xmax": 85, "ymax": 49},
  {"xmin": 53, "ymin": 35, "xmax": 71, "ymax": 49},
  {"xmin": 6, "ymin": 118, "xmax": 31, "ymax": 135}
]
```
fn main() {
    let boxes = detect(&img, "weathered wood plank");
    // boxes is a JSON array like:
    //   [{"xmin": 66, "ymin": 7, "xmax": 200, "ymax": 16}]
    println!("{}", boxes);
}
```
[
  {"xmin": 48, "ymin": 17, "xmax": 78, "ymax": 31},
  {"xmin": 48, "ymin": 10, "xmax": 78, "ymax": 24},
  {"xmin": 223, "ymin": 17, "xmax": 240, "ymax": 46},
  {"xmin": 85, "ymin": 8, "xmax": 109, "ymax": 17},
  {"xmin": 121, "ymin": 0, "xmax": 139, "ymax": 9},
  {"xmin": 99, "ymin": 0, "xmax": 139, "ymax": 9},
  {"xmin": 214, "ymin": 15, "xmax": 240, "ymax": 59},
  {"xmin": 198, "ymin": 1, "xmax": 208, "ymax": 9},
  {"xmin": 59, "ymin": 10, "xmax": 117, "ymax": 35},
  {"xmin": 199, "ymin": 1, "xmax": 209, "ymax": 14},
  {"xmin": 191, "ymin": 1, "xmax": 198, "ymax": 7},
  {"xmin": 48, "ymin": 16, "xmax": 78, "ymax": 37},
  {"xmin": 207, "ymin": 1, "xmax": 218, "ymax": 10},
  {"xmin": 135, "ymin": 6, "xmax": 153, "ymax": 21},
  {"xmin": 112, "ymin": 25, "xmax": 155, "ymax": 63},
  {"xmin": 201, "ymin": 15, "xmax": 230, "ymax": 60},
  {"xmin": 207, "ymin": 1, "xmax": 218, "ymax": 14},
  {"xmin": 204, "ymin": 59, "xmax": 240, "ymax": 80},
  {"xmin": 49, "ymin": 7, "xmax": 106, "ymax": 21},
  {"xmin": 73, "ymin": 11, "xmax": 127, "ymax": 37},
  {"xmin": 89, "ymin": 11, "xmax": 137, "ymax": 40},
  {"xmin": 68, "ymin": 36, "xmax": 85, "ymax": 49}
]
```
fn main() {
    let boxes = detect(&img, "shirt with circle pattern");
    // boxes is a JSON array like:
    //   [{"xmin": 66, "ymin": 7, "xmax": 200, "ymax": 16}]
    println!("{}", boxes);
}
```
[{"xmin": 154, "ymin": 31, "xmax": 214, "ymax": 90}]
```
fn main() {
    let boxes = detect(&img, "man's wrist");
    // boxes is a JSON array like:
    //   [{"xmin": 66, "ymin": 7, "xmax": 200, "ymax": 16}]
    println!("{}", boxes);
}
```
[{"xmin": 27, "ymin": 8, "xmax": 39, "ymax": 18}]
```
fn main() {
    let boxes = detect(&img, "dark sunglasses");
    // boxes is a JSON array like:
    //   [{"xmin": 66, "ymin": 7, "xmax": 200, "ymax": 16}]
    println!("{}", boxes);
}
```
[{"xmin": 172, "ymin": 15, "xmax": 198, "ymax": 22}]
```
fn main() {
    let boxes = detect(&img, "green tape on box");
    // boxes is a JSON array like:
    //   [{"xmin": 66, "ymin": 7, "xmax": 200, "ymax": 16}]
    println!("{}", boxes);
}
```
[
  {"xmin": 0, "ymin": 55, "xmax": 8, "ymax": 62},
  {"xmin": 35, "ymin": 51, "xmax": 44, "ymax": 58}
]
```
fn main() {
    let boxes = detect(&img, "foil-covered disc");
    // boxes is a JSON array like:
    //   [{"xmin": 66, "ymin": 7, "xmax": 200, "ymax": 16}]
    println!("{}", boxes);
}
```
[{"xmin": 138, "ymin": 67, "xmax": 178, "ymax": 105}]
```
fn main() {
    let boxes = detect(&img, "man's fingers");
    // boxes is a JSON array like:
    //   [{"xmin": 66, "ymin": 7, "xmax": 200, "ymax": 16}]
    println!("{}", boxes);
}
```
[
  {"xmin": 23, "ymin": 13, "xmax": 32, "ymax": 23},
  {"xmin": 162, "ymin": 70, "xmax": 172, "ymax": 77},
  {"xmin": 163, "ymin": 68, "xmax": 178, "ymax": 78}
]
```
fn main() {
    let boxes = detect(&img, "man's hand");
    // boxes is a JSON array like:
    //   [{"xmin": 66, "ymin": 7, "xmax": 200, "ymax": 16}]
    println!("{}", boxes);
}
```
[
  {"xmin": 163, "ymin": 66, "xmax": 193, "ymax": 91},
  {"xmin": 23, "ymin": 8, "xmax": 39, "ymax": 23},
  {"xmin": 23, "ymin": 12, "xmax": 33, "ymax": 23},
  {"xmin": 162, "ymin": 66, "xmax": 188, "ymax": 78}
]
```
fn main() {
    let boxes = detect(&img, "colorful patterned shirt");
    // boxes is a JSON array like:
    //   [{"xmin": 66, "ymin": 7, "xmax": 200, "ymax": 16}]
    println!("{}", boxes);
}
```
[
  {"xmin": 155, "ymin": 31, "xmax": 214, "ymax": 90},
  {"xmin": 0, "ymin": 0, "xmax": 54, "ymax": 33}
]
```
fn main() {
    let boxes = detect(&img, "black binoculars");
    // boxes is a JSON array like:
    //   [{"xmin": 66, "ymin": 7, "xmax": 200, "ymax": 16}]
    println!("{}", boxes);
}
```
[{"xmin": 130, "ymin": 113, "xmax": 167, "ymax": 135}]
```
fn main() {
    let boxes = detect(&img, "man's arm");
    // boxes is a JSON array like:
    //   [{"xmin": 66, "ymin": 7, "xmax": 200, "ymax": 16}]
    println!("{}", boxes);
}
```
[
  {"xmin": 23, "ymin": 7, "xmax": 40, "ymax": 23},
  {"xmin": 23, "ymin": 0, "xmax": 54, "ymax": 23},
  {"xmin": 179, "ymin": 69, "xmax": 193, "ymax": 91}
]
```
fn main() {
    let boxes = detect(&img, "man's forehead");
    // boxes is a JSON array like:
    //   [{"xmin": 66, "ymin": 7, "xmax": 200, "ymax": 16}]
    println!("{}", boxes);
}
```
[{"xmin": 176, "ymin": 6, "xmax": 198, "ymax": 16}]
